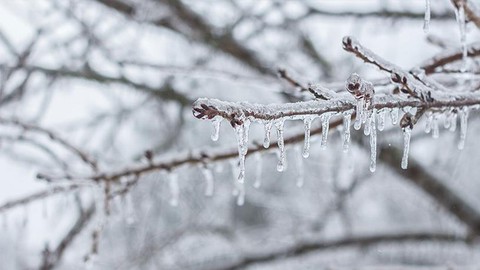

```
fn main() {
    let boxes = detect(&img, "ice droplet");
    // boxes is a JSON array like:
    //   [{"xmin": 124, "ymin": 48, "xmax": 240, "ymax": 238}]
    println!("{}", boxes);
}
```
[
  {"xmin": 211, "ymin": 117, "xmax": 221, "ymax": 141},
  {"xmin": 369, "ymin": 109, "xmax": 377, "ymax": 172},
  {"xmin": 302, "ymin": 117, "xmax": 313, "ymax": 158},
  {"xmin": 201, "ymin": 166, "xmax": 214, "ymax": 197},
  {"xmin": 237, "ymin": 183, "xmax": 245, "ymax": 206},
  {"xmin": 423, "ymin": 0, "xmax": 431, "ymax": 33},
  {"xmin": 343, "ymin": 111, "xmax": 352, "ymax": 152},
  {"xmin": 321, "ymin": 113, "xmax": 332, "ymax": 149},
  {"xmin": 253, "ymin": 153, "xmax": 262, "ymax": 188},
  {"xmin": 458, "ymin": 107, "xmax": 469, "ymax": 150},
  {"xmin": 263, "ymin": 121, "xmax": 273, "ymax": 148},
  {"xmin": 401, "ymin": 127, "xmax": 412, "ymax": 170},
  {"xmin": 276, "ymin": 120, "xmax": 286, "ymax": 172},
  {"xmin": 169, "ymin": 172, "xmax": 179, "ymax": 206}
]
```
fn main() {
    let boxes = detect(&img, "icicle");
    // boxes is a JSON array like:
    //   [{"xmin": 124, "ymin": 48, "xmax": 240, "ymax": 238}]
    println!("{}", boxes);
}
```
[
  {"xmin": 449, "ymin": 112, "xmax": 458, "ymax": 132},
  {"xmin": 390, "ymin": 108, "xmax": 399, "ymax": 125},
  {"xmin": 210, "ymin": 117, "xmax": 221, "ymax": 141},
  {"xmin": 169, "ymin": 172, "xmax": 179, "ymax": 206},
  {"xmin": 369, "ymin": 109, "xmax": 377, "ymax": 172},
  {"xmin": 201, "ymin": 166, "xmax": 214, "ymax": 197},
  {"xmin": 124, "ymin": 193, "xmax": 136, "ymax": 225},
  {"xmin": 302, "ymin": 117, "xmax": 313, "ymax": 158},
  {"xmin": 432, "ymin": 115, "xmax": 439, "ymax": 139},
  {"xmin": 263, "ymin": 121, "xmax": 273, "ymax": 148},
  {"xmin": 343, "ymin": 111, "xmax": 352, "ymax": 152},
  {"xmin": 296, "ymin": 146, "xmax": 304, "ymax": 188},
  {"xmin": 321, "ymin": 113, "xmax": 332, "ymax": 149},
  {"xmin": 458, "ymin": 107, "xmax": 469, "ymax": 150},
  {"xmin": 444, "ymin": 112, "xmax": 452, "ymax": 129},
  {"xmin": 364, "ymin": 110, "xmax": 372, "ymax": 136},
  {"xmin": 401, "ymin": 127, "xmax": 412, "ymax": 170},
  {"xmin": 354, "ymin": 99, "xmax": 364, "ymax": 130},
  {"xmin": 455, "ymin": 1, "xmax": 468, "ymax": 70},
  {"xmin": 253, "ymin": 153, "xmax": 262, "ymax": 188},
  {"xmin": 235, "ymin": 120, "xmax": 250, "ymax": 183},
  {"xmin": 378, "ymin": 109, "xmax": 386, "ymax": 131},
  {"xmin": 236, "ymin": 182, "xmax": 245, "ymax": 206},
  {"xmin": 424, "ymin": 112, "xmax": 433, "ymax": 133},
  {"xmin": 423, "ymin": 0, "xmax": 431, "ymax": 33},
  {"xmin": 276, "ymin": 120, "xmax": 286, "ymax": 172}
]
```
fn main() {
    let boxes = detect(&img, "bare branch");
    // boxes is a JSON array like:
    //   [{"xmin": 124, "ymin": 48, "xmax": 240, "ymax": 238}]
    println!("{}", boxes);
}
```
[{"xmin": 220, "ymin": 232, "xmax": 467, "ymax": 270}]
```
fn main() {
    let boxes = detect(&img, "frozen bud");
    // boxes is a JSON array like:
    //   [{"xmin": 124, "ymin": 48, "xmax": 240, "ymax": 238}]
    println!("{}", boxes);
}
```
[
  {"xmin": 361, "ymin": 81, "xmax": 375, "ymax": 100},
  {"xmin": 345, "ymin": 73, "xmax": 361, "ymax": 97}
]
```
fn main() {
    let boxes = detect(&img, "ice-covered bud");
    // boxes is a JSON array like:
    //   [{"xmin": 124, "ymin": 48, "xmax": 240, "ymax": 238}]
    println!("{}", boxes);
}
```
[{"xmin": 345, "ymin": 73, "xmax": 362, "ymax": 98}]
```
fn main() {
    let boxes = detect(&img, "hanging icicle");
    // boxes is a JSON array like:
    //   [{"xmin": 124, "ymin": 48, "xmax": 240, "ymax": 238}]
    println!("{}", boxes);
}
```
[
  {"xmin": 296, "ymin": 146, "xmax": 304, "ymax": 188},
  {"xmin": 391, "ymin": 108, "xmax": 399, "ymax": 125},
  {"xmin": 454, "ymin": 1, "xmax": 468, "ymax": 71},
  {"xmin": 377, "ymin": 109, "xmax": 386, "ymax": 131},
  {"xmin": 321, "ymin": 113, "xmax": 332, "ymax": 149},
  {"xmin": 211, "ymin": 117, "xmax": 221, "ymax": 141},
  {"xmin": 276, "ymin": 120, "xmax": 286, "ymax": 172},
  {"xmin": 424, "ymin": 0, "xmax": 431, "ymax": 33},
  {"xmin": 201, "ymin": 166, "xmax": 214, "ymax": 197},
  {"xmin": 458, "ymin": 107, "xmax": 469, "ymax": 150},
  {"xmin": 401, "ymin": 127, "xmax": 412, "ymax": 170},
  {"xmin": 169, "ymin": 172, "xmax": 179, "ymax": 206},
  {"xmin": 302, "ymin": 117, "xmax": 313, "ymax": 158},
  {"xmin": 253, "ymin": 152, "xmax": 262, "ymax": 188},
  {"xmin": 235, "ymin": 119, "xmax": 250, "ymax": 183},
  {"xmin": 354, "ymin": 98, "xmax": 364, "ymax": 130},
  {"xmin": 343, "ymin": 111, "xmax": 352, "ymax": 152},
  {"xmin": 263, "ymin": 121, "xmax": 273, "ymax": 148},
  {"xmin": 432, "ymin": 114, "xmax": 439, "ymax": 139},
  {"xmin": 369, "ymin": 109, "xmax": 377, "ymax": 172}
]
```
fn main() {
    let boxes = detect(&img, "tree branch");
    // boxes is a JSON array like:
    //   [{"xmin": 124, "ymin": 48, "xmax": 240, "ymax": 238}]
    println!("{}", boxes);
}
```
[{"xmin": 220, "ymin": 232, "xmax": 467, "ymax": 270}]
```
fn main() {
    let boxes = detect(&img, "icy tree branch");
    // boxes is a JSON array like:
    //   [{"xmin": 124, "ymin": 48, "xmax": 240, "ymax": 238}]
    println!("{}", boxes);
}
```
[
  {"xmin": 0, "ymin": 118, "xmax": 98, "ymax": 171},
  {"xmin": 0, "ymin": 185, "xmax": 81, "ymax": 213},
  {"xmin": 220, "ymin": 231, "xmax": 467, "ymax": 270}
]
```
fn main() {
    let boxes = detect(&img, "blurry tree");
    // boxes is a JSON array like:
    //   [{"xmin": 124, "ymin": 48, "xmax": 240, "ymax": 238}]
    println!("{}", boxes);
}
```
[{"xmin": 0, "ymin": 0, "xmax": 480, "ymax": 269}]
